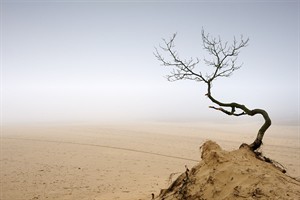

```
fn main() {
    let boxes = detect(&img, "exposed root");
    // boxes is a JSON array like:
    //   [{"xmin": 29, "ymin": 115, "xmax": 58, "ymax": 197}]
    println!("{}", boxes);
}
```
[
  {"xmin": 240, "ymin": 142, "xmax": 288, "ymax": 175},
  {"xmin": 168, "ymin": 172, "xmax": 181, "ymax": 184},
  {"xmin": 254, "ymin": 150, "xmax": 287, "ymax": 174}
]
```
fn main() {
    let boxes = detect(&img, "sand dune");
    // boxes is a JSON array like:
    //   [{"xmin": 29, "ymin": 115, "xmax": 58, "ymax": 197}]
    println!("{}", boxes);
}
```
[
  {"xmin": 158, "ymin": 140, "xmax": 300, "ymax": 199},
  {"xmin": 1, "ymin": 123, "xmax": 299, "ymax": 199}
]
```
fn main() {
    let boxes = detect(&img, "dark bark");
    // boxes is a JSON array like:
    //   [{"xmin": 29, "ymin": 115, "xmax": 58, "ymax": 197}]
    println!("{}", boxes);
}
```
[
  {"xmin": 206, "ymin": 81, "xmax": 271, "ymax": 151},
  {"xmin": 155, "ymin": 29, "xmax": 271, "ymax": 151}
]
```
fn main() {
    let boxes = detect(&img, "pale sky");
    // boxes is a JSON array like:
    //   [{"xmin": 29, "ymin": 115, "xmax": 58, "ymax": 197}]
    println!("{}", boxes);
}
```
[{"xmin": 1, "ymin": 0, "xmax": 299, "ymax": 125}]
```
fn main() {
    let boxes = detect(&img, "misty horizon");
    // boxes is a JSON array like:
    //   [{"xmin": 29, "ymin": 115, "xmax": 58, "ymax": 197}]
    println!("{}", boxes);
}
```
[{"xmin": 1, "ymin": 1, "xmax": 299, "ymax": 127}]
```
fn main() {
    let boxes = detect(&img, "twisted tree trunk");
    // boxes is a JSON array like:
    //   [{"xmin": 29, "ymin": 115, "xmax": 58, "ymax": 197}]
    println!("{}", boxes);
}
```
[
  {"xmin": 155, "ymin": 30, "xmax": 271, "ymax": 151},
  {"xmin": 206, "ymin": 81, "xmax": 271, "ymax": 151}
]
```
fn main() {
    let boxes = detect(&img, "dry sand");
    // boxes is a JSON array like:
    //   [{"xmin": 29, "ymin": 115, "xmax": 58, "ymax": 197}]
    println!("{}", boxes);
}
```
[
  {"xmin": 158, "ymin": 140, "xmax": 300, "ymax": 199},
  {"xmin": 1, "ymin": 122, "xmax": 299, "ymax": 200}
]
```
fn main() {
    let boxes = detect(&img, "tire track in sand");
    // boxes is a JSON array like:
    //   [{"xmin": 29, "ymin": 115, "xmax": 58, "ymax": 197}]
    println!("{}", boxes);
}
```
[{"xmin": 2, "ymin": 137, "xmax": 198, "ymax": 162}]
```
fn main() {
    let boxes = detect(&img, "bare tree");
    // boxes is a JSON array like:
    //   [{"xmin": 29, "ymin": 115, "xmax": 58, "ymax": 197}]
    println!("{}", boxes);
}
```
[{"xmin": 154, "ymin": 29, "xmax": 271, "ymax": 151}]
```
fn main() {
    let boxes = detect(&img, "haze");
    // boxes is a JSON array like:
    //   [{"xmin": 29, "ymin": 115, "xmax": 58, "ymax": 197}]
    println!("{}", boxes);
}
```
[{"xmin": 1, "ymin": 1, "xmax": 299, "ymax": 126}]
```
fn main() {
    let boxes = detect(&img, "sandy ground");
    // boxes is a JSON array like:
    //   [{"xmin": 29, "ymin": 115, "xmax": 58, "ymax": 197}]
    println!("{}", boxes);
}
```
[
  {"xmin": 0, "ymin": 122, "xmax": 299, "ymax": 200},
  {"xmin": 158, "ymin": 140, "xmax": 300, "ymax": 200}
]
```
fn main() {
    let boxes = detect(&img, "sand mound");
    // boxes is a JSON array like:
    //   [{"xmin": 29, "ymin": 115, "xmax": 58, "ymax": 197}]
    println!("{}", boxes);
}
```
[{"xmin": 157, "ymin": 140, "xmax": 300, "ymax": 200}]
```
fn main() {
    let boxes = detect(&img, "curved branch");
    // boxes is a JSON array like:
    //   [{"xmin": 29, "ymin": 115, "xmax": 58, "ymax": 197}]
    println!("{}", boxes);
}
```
[
  {"xmin": 155, "ymin": 29, "xmax": 270, "ymax": 151},
  {"xmin": 206, "ymin": 81, "xmax": 271, "ymax": 151},
  {"xmin": 209, "ymin": 106, "xmax": 246, "ymax": 116}
]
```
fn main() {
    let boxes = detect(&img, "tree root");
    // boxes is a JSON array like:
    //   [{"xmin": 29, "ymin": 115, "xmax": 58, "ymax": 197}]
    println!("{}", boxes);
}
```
[
  {"xmin": 240, "ymin": 142, "xmax": 287, "ymax": 174},
  {"xmin": 254, "ymin": 151, "xmax": 287, "ymax": 174}
]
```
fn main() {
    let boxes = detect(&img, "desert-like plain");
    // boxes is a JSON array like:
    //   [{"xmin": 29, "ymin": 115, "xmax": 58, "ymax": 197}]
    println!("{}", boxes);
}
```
[{"xmin": 1, "ymin": 122, "xmax": 299, "ymax": 200}]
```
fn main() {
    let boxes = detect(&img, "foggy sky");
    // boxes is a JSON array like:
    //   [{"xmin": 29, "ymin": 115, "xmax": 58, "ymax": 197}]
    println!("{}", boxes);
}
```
[{"xmin": 1, "ymin": 1, "xmax": 299, "ymax": 125}]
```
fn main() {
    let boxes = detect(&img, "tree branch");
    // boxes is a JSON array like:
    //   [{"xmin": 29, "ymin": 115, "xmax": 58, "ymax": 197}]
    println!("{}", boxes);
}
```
[
  {"xmin": 155, "ymin": 29, "xmax": 271, "ymax": 151},
  {"xmin": 154, "ymin": 34, "xmax": 207, "ymax": 83}
]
